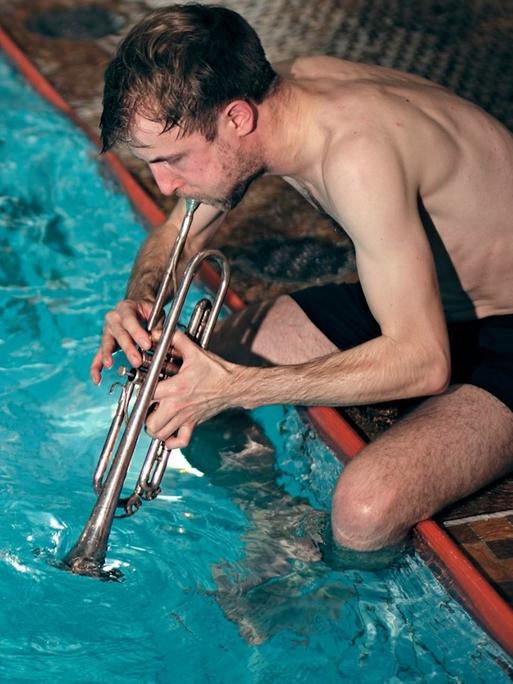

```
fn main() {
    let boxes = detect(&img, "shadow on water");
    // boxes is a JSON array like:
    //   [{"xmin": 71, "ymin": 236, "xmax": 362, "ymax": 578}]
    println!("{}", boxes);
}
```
[
  {"xmin": 185, "ymin": 411, "xmax": 408, "ymax": 644},
  {"xmin": 0, "ymin": 195, "xmax": 76, "ymax": 342}
]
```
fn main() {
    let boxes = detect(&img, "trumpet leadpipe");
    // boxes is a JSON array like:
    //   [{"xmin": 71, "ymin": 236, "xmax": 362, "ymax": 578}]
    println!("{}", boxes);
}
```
[
  {"xmin": 62, "ymin": 213, "xmax": 230, "ymax": 577},
  {"xmin": 147, "ymin": 198, "xmax": 198, "ymax": 333}
]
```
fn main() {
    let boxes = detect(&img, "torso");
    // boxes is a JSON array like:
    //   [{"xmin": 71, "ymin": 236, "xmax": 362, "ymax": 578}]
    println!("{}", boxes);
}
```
[{"xmin": 276, "ymin": 56, "xmax": 513, "ymax": 320}]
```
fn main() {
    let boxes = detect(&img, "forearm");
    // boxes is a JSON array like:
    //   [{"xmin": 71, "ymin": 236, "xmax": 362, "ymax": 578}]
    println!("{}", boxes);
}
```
[
  {"xmin": 233, "ymin": 335, "xmax": 450, "ymax": 410},
  {"xmin": 126, "ymin": 221, "xmax": 179, "ymax": 301},
  {"xmin": 125, "ymin": 203, "xmax": 225, "ymax": 302}
]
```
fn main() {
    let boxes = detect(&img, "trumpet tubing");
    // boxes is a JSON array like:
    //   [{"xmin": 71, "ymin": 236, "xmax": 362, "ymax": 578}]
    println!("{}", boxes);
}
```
[{"xmin": 63, "ymin": 201, "xmax": 230, "ymax": 578}]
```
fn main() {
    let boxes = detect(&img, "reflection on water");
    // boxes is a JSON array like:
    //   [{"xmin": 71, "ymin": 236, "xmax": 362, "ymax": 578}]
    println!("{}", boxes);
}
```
[
  {"xmin": 186, "ymin": 413, "xmax": 424, "ymax": 647},
  {"xmin": 187, "ymin": 412, "xmax": 333, "ymax": 643}
]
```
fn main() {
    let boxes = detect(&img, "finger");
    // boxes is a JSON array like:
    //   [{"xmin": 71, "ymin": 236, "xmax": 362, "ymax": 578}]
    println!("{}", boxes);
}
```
[
  {"xmin": 153, "ymin": 377, "xmax": 175, "ymax": 402},
  {"xmin": 100, "ymin": 334, "xmax": 117, "ymax": 369},
  {"xmin": 145, "ymin": 400, "xmax": 171, "ymax": 436},
  {"xmin": 137, "ymin": 302, "xmax": 163, "ymax": 344},
  {"xmin": 121, "ymin": 309, "xmax": 152, "ymax": 351},
  {"xmin": 102, "ymin": 324, "xmax": 141, "ymax": 368},
  {"xmin": 146, "ymin": 404, "xmax": 186, "ymax": 442},
  {"xmin": 139, "ymin": 300, "xmax": 155, "ymax": 319},
  {"xmin": 90, "ymin": 349, "xmax": 104, "ymax": 385},
  {"xmin": 105, "ymin": 303, "xmax": 151, "ymax": 358},
  {"xmin": 151, "ymin": 326, "xmax": 162, "ymax": 344},
  {"xmin": 170, "ymin": 329, "xmax": 197, "ymax": 360},
  {"xmin": 164, "ymin": 424, "xmax": 193, "ymax": 450}
]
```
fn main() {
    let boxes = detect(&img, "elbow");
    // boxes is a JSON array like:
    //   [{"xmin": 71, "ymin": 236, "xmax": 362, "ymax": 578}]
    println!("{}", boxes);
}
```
[{"xmin": 424, "ymin": 353, "xmax": 451, "ymax": 395}]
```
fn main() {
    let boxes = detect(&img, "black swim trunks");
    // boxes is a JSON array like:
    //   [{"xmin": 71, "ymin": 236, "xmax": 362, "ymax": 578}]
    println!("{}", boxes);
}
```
[{"xmin": 290, "ymin": 282, "xmax": 513, "ymax": 412}]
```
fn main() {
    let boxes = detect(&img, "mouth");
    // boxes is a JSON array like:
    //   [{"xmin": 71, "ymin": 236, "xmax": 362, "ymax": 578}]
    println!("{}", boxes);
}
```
[{"xmin": 175, "ymin": 190, "xmax": 230, "ymax": 210}]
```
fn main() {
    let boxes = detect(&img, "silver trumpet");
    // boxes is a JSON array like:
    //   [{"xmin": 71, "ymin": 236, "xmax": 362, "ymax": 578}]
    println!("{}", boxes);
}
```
[{"xmin": 63, "ymin": 199, "xmax": 230, "ymax": 578}]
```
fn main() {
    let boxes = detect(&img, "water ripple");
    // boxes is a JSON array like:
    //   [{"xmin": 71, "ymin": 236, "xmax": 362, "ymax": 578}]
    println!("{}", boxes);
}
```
[{"xmin": 0, "ymin": 52, "xmax": 511, "ymax": 683}]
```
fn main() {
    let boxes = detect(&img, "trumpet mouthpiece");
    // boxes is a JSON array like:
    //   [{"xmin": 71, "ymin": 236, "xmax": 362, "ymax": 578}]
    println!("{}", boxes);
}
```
[{"xmin": 185, "ymin": 198, "xmax": 199, "ymax": 215}]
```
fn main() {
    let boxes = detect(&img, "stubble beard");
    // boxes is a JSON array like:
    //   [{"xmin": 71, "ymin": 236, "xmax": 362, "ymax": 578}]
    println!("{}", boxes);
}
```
[
  {"xmin": 215, "ymin": 166, "xmax": 265, "ymax": 211},
  {"xmin": 181, "ymin": 148, "xmax": 266, "ymax": 211}
]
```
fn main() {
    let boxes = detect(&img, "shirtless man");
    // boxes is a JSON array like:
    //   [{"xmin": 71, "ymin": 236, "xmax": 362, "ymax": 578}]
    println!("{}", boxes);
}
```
[{"xmin": 92, "ymin": 5, "xmax": 513, "ymax": 552}]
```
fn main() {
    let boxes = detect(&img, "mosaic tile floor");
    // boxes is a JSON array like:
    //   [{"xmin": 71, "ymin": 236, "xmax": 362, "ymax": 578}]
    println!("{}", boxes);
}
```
[
  {"xmin": 1, "ymin": 0, "xmax": 512, "ymax": 602},
  {"xmin": 445, "ymin": 513, "xmax": 513, "ymax": 603}
]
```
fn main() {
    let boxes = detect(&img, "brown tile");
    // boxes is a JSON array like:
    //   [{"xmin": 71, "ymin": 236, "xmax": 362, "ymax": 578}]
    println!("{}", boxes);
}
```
[
  {"xmin": 470, "ymin": 517, "xmax": 513, "ymax": 541},
  {"xmin": 445, "ymin": 522, "xmax": 480, "ymax": 544},
  {"xmin": 498, "ymin": 581, "xmax": 513, "ymax": 603},
  {"xmin": 487, "ymin": 538, "xmax": 513, "ymax": 560},
  {"xmin": 462, "ymin": 542, "xmax": 512, "ymax": 583},
  {"xmin": 497, "ymin": 558, "xmax": 513, "ymax": 575}
]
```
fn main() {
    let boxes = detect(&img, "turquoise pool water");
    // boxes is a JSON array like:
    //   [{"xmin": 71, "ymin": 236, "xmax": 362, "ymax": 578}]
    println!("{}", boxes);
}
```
[{"xmin": 0, "ymin": 52, "xmax": 512, "ymax": 682}]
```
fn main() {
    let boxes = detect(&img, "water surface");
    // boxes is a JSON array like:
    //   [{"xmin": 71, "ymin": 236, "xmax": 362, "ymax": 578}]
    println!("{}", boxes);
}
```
[{"xmin": 0, "ymin": 52, "xmax": 511, "ymax": 683}]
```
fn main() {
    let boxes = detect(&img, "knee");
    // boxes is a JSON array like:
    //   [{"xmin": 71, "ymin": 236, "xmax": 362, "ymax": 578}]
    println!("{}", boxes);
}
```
[{"xmin": 331, "ymin": 458, "xmax": 410, "ymax": 550}]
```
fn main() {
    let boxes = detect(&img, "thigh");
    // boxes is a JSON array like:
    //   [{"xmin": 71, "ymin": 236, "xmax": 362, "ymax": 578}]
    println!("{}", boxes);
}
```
[
  {"xmin": 210, "ymin": 295, "xmax": 339, "ymax": 365},
  {"xmin": 211, "ymin": 282, "xmax": 382, "ymax": 366},
  {"xmin": 334, "ymin": 384, "xmax": 513, "ymax": 538},
  {"xmin": 290, "ymin": 281, "xmax": 381, "ymax": 349}
]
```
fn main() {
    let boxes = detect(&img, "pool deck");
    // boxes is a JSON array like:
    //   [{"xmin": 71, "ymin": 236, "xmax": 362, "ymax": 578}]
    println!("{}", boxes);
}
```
[{"xmin": 2, "ymin": 0, "xmax": 513, "ymax": 616}]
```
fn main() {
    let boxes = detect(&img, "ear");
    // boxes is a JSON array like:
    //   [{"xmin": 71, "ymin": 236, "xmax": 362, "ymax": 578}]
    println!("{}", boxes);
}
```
[{"xmin": 219, "ymin": 100, "xmax": 257, "ymax": 138}]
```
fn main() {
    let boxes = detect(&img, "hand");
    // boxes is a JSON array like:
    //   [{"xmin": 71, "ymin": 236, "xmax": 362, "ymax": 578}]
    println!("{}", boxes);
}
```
[
  {"xmin": 146, "ymin": 330, "xmax": 240, "ymax": 449},
  {"xmin": 90, "ymin": 299, "xmax": 156, "ymax": 384}
]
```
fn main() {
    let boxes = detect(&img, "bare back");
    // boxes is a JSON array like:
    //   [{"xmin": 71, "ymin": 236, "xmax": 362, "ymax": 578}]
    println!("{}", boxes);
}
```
[{"xmin": 276, "ymin": 56, "xmax": 513, "ymax": 320}]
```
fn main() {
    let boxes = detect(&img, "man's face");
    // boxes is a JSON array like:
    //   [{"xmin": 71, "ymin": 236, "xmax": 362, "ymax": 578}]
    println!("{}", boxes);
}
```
[{"xmin": 128, "ymin": 114, "xmax": 264, "ymax": 211}]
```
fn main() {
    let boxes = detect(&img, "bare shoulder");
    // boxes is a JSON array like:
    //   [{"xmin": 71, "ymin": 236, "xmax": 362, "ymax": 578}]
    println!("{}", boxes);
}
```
[
  {"xmin": 274, "ymin": 55, "xmax": 352, "ymax": 79},
  {"xmin": 319, "ymin": 119, "xmax": 420, "ymax": 226},
  {"xmin": 274, "ymin": 55, "xmax": 387, "ymax": 86},
  {"xmin": 323, "ymin": 128, "xmax": 406, "ymax": 196},
  {"xmin": 274, "ymin": 55, "xmax": 437, "ymax": 87}
]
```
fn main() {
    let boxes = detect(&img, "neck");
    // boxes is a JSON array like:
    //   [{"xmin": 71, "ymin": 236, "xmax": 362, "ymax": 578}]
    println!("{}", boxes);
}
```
[{"xmin": 255, "ymin": 79, "xmax": 317, "ymax": 178}]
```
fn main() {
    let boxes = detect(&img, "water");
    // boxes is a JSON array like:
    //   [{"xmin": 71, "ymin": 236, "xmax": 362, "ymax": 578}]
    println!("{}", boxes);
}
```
[{"xmin": 0, "ymin": 52, "xmax": 511, "ymax": 682}]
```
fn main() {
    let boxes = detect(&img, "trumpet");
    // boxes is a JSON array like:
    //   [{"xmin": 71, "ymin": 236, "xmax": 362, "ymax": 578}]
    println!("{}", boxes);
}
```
[{"xmin": 63, "ymin": 199, "xmax": 230, "ymax": 578}]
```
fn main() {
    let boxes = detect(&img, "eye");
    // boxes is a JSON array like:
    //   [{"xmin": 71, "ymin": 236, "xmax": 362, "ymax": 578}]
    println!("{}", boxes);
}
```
[
  {"xmin": 148, "ymin": 154, "xmax": 185, "ymax": 168},
  {"xmin": 166, "ymin": 155, "xmax": 183, "ymax": 166}
]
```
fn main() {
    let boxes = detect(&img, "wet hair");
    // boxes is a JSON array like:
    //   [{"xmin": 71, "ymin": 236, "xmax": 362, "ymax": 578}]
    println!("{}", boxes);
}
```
[{"xmin": 100, "ymin": 4, "xmax": 278, "ymax": 151}]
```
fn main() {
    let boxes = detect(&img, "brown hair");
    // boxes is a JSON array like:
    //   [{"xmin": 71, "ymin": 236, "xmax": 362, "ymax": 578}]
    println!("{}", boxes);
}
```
[{"xmin": 100, "ymin": 4, "xmax": 278, "ymax": 151}]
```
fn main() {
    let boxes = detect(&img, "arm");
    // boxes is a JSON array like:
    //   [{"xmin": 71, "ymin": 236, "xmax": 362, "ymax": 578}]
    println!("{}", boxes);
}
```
[
  {"xmin": 126, "ymin": 200, "xmax": 226, "ymax": 301},
  {"xmin": 90, "ymin": 199, "xmax": 226, "ymax": 383},
  {"xmin": 235, "ymin": 137, "xmax": 451, "ymax": 407},
  {"xmin": 146, "ymin": 136, "xmax": 451, "ymax": 448}
]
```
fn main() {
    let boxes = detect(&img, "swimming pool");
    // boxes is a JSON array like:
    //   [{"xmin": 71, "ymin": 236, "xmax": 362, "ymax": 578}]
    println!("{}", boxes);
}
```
[{"xmin": 0, "ymin": 51, "xmax": 512, "ymax": 682}]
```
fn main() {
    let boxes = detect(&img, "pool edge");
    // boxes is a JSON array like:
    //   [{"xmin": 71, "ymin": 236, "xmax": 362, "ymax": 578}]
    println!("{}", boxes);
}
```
[{"xmin": 1, "ymin": 23, "xmax": 512, "ymax": 659}]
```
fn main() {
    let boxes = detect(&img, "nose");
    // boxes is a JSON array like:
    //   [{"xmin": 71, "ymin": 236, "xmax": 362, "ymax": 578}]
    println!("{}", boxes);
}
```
[{"xmin": 150, "ymin": 165, "xmax": 184, "ymax": 196}]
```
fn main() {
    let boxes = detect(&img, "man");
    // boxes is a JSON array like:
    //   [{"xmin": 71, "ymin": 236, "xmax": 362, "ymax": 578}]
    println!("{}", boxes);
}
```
[{"xmin": 92, "ymin": 4, "xmax": 513, "ymax": 553}]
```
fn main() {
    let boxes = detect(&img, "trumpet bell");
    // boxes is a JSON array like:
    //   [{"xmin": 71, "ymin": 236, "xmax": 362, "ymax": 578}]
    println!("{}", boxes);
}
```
[
  {"xmin": 60, "ymin": 553, "xmax": 123, "ymax": 581},
  {"xmin": 62, "ymin": 210, "xmax": 230, "ymax": 578}
]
